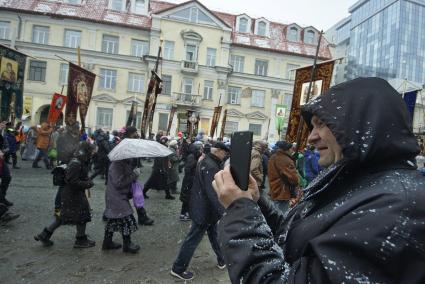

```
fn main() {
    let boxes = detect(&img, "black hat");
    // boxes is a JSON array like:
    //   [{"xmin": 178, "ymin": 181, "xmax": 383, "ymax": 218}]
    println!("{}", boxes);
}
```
[{"xmin": 212, "ymin": 141, "xmax": 230, "ymax": 152}]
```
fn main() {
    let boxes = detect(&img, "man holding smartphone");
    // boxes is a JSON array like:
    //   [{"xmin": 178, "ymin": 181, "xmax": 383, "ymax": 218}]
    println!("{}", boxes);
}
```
[
  {"xmin": 213, "ymin": 78, "xmax": 425, "ymax": 283},
  {"xmin": 171, "ymin": 141, "xmax": 229, "ymax": 281}
]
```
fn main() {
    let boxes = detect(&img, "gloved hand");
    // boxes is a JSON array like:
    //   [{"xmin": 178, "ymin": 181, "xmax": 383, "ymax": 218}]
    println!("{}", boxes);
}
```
[{"xmin": 133, "ymin": 168, "xmax": 142, "ymax": 177}]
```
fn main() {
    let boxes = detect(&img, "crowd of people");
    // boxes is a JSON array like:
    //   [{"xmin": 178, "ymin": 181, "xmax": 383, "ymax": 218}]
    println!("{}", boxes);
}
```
[{"xmin": 1, "ymin": 77, "xmax": 425, "ymax": 282}]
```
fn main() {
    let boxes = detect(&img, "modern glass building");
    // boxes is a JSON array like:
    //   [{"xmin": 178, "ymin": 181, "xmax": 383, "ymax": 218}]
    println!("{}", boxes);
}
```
[{"xmin": 346, "ymin": 0, "xmax": 425, "ymax": 84}]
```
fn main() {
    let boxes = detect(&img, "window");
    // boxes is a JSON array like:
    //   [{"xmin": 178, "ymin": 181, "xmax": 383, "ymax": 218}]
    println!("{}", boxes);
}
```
[
  {"xmin": 185, "ymin": 44, "xmax": 197, "ymax": 61},
  {"xmin": 255, "ymin": 59, "xmax": 268, "ymax": 76},
  {"xmin": 162, "ymin": 75, "xmax": 172, "ymax": 95},
  {"xmin": 128, "ymin": 73, "xmax": 144, "ymax": 92},
  {"xmin": 59, "ymin": 63, "xmax": 69, "ymax": 85},
  {"xmin": 251, "ymin": 89, "xmax": 265, "ymax": 107},
  {"xmin": 230, "ymin": 55, "xmax": 244, "ymax": 72},
  {"xmin": 203, "ymin": 80, "xmax": 213, "ymax": 100},
  {"xmin": 131, "ymin": 39, "xmax": 148, "ymax": 57},
  {"xmin": 134, "ymin": 0, "xmax": 146, "ymax": 14},
  {"xmin": 29, "ymin": 60, "xmax": 46, "ymax": 81},
  {"xmin": 102, "ymin": 35, "xmax": 119, "ymax": 54},
  {"xmin": 305, "ymin": 30, "xmax": 315, "ymax": 44},
  {"xmin": 111, "ymin": 0, "xmax": 123, "ymax": 11},
  {"xmin": 257, "ymin": 21, "xmax": 267, "ymax": 36},
  {"xmin": 163, "ymin": 41, "xmax": 174, "ymax": 60},
  {"xmin": 183, "ymin": 78, "xmax": 193, "ymax": 94},
  {"xmin": 99, "ymin": 68, "xmax": 117, "ymax": 89},
  {"xmin": 206, "ymin": 48, "xmax": 216, "ymax": 67},
  {"xmin": 288, "ymin": 27, "xmax": 299, "ymax": 41},
  {"xmin": 125, "ymin": 111, "xmax": 142, "ymax": 128},
  {"xmin": 249, "ymin": 123, "xmax": 262, "ymax": 136},
  {"xmin": 228, "ymin": 86, "xmax": 241, "ymax": 105},
  {"xmin": 224, "ymin": 121, "xmax": 238, "ymax": 135},
  {"xmin": 32, "ymin": 26, "xmax": 49, "ymax": 44},
  {"xmin": 158, "ymin": 113, "xmax": 169, "ymax": 131},
  {"xmin": 286, "ymin": 64, "xmax": 300, "ymax": 80},
  {"xmin": 64, "ymin": 29, "xmax": 81, "ymax": 48},
  {"xmin": 96, "ymin": 107, "xmax": 113, "ymax": 129},
  {"xmin": 0, "ymin": 21, "xmax": 10, "ymax": 40},
  {"xmin": 238, "ymin": 18, "xmax": 248, "ymax": 33}
]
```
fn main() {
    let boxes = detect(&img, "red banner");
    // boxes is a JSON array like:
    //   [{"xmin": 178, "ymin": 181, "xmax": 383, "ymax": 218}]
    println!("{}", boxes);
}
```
[
  {"xmin": 47, "ymin": 93, "xmax": 67, "ymax": 123},
  {"xmin": 65, "ymin": 63, "xmax": 96, "ymax": 130}
]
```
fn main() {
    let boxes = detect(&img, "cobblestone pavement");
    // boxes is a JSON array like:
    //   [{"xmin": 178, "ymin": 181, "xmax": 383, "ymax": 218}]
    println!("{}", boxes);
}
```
[{"xmin": 0, "ymin": 160, "xmax": 231, "ymax": 284}]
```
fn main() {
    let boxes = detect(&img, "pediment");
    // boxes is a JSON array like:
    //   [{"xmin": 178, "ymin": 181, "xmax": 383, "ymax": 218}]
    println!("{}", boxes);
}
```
[
  {"xmin": 156, "ymin": 1, "xmax": 231, "ymax": 30},
  {"xmin": 246, "ymin": 111, "xmax": 267, "ymax": 120},
  {"xmin": 92, "ymin": 94, "xmax": 118, "ymax": 103},
  {"xmin": 121, "ymin": 96, "xmax": 145, "ymax": 105},
  {"xmin": 227, "ymin": 108, "xmax": 244, "ymax": 118}
]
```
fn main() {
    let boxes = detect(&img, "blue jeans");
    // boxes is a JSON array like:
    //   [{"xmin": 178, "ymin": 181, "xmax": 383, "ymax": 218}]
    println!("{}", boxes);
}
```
[{"xmin": 172, "ymin": 221, "xmax": 224, "ymax": 273}]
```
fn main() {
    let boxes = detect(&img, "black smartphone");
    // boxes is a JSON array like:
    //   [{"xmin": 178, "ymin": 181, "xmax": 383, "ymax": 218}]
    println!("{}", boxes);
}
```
[{"xmin": 230, "ymin": 131, "xmax": 253, "ymax": 191}]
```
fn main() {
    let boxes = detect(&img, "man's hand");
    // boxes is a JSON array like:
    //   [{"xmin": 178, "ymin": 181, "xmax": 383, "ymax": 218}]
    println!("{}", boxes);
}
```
[
  {"xmin": 212, "ymin": 165, "xmax": 259, "ymax": 209},
  {"xmin": 133, "ymin": 168, "xmax": 142, "ymax": 177}
]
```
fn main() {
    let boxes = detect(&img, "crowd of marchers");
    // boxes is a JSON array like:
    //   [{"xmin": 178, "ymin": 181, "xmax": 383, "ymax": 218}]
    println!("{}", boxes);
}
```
[{"xmin": 1, "ymin": 77, "xmax": 425, "ymax": 283}]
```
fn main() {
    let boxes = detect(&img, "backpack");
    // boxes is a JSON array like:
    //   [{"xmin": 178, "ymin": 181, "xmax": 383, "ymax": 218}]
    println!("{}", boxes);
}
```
[{"xmin": 51, "ymin": 164, "xmax": 67, "ymax": 186}]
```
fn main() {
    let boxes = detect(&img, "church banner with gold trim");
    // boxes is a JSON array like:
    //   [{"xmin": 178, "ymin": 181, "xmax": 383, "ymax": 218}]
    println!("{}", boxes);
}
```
[
  {"xmin": 65, "ymin": 62, "xmax": 96, "ymax": 129},
  {"xmin": 285, "ymin": 61, "xmax": 335, "ymax": 148},
  {"xmin": 209, "ymin": 106, "xmax": 222, "ymax": 138},
  {"xmin": 0, "ymin": 44, "xmax": 27, "ymax": 122}
]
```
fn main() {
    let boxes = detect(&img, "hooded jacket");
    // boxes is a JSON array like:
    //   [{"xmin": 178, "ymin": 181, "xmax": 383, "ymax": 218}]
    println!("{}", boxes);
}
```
[{"xmin": 217, "ymin": 77, "xmax": 424, "ymax": 283}]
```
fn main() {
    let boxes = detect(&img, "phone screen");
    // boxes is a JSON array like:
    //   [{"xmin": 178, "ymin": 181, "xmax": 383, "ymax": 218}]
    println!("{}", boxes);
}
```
[{"xmin": 230, "ymin": 131, "xmax": 253, "ymax": 191}]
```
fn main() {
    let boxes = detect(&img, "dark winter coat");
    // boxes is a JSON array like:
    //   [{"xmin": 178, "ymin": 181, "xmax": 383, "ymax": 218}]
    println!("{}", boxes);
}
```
[
  {"xmin": 57, "ymin": 130, "xmax": 80, "ymax": 164},
  {"xmin": 95, "ymin": 132, "xmax": 111, "ymax": 164},
  {"xmin": 61, "ymin": 158, "xmax": 93, "ymax": 225},
  {"xmin": 179, "ymin": 146, "xmax": 201, "ymax": 203},
  {"xmin": 144, "ymin": 156, "xmax": 169, "ymax": 190},
  {"xmin": 5, "ymin": 133, "xmax": 17, "ymax": 153},
  {"xmin": 167, "ymin": 147, "xmax": 179, "ymax": 184},
  {"xmin": 104, "ymin": 159, "xmax": 138, "ymax": 219},
  {"xmin": 189, "ymin": 153, "xmax": 224, "ymax": 225},
  {"xmin": 218, "ymin": 78, "xmax": 425, "ymax": 283}
]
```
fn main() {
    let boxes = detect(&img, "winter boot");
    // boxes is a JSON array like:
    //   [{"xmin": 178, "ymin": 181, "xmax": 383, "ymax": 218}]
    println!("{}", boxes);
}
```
[
  {"xmin": 143, "ymin": 188, "xmax": 149, "ymax": 199},
  {"xmin": 34, "ymin": 228, "xmax": 54, "ymax": 247},
  {"xmin": 74, "ymin": 235, "xmax": 96, "ymax": 248},
  {"xmin": 165, "ymin": 188, "xmax": 175, "ymax": 200},
  {"xmin": 137, "ymin": 207, "xmax": 154, "ymax": 226},
  {"xmin": 122, "ymin": 235, "xmax": 140, "ymax": 254},
  {"xmin": 102, "ymin": 232, "xmax": 122, "ymax": 250}
]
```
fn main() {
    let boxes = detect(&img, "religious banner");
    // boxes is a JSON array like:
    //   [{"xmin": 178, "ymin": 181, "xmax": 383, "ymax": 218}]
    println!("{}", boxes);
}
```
[
  {"xmin": 219, "ymin": 109, "xmax": 227, "ymax": 140},
  {"xmin": 403, "ymin": 90, "xmax": 418, "ymax": 125},
  {"xmin": 65, "ymin": 62, "xmax": 96, "ymax": 130},
  {"xmin": 47, "ymin": 93, "xmax": 67, "ymax": 124},
  {"xmin": 0, "ymin": 44, "xmax": 27, "ymax": 121},
  {"xmin": 147, "ymin": 78, "xmax": 162, "ymax": 136},
  {"xmin": 166, "ymin": 106, "xmax": 177, "ymax": 135},
  {"xmin": 23, "ymin": 96, "xmax": 32, "ymax": 117},
  {"xmin": 275, "ymin": 104, "xmax": 287, "ymax": 138},
  {"xmin": 285, "ymin": 60, "xmax": 335, "ymax": 148},
  {"xmin": 209, "ymin": 106, "xmax": 222, "ymax": 138},
  {"xmin": 126, "ymin": 100, "xmax": 138, "ymax": 127}
]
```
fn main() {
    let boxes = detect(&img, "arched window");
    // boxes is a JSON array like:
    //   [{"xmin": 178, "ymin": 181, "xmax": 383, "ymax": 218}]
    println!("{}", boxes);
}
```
[
  {"xmin": 288, "ymin": 27, "xmax": 299, "ymax": 41},
  {"xmin": 239, "ymin": 18, "xmax": 248, "ymax": 33},
  {"xmin": 305, "ymin": 30, "xmax": 315, "ymax": 44},
  {"xmin": 257, "ymin": 21, "xmax": 267, "ymax": 36}
]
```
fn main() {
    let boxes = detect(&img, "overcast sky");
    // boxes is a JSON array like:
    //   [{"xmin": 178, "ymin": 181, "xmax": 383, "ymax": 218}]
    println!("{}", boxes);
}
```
[{"xmin": 166, "ymin": 0, "xmax": 358, "ymax": 31}]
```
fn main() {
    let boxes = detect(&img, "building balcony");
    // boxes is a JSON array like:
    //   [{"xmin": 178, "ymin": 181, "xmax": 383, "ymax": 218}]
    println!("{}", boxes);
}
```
[
  {"xmin": 172, "ymin": 92, "xmax": 201, "ymax": 107},
  {"xmin": 181, "ymin": 60, "xmax": 199, "ymax": 74}
]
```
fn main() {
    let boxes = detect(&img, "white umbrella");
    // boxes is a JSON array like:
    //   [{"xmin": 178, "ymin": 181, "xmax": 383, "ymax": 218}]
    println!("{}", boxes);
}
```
[{"xmin": 108, "ymin": 138, "xmax": 173, "ymax": 161}]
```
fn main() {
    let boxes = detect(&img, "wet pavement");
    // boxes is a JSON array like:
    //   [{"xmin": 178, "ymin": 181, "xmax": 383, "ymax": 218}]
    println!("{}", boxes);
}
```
[{"xmin": 0, "ymin": 160, "xmax": 231, "ymax": 283}]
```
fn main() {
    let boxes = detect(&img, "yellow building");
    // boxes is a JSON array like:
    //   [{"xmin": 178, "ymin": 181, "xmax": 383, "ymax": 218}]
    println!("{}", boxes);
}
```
[{"xmin": 0, "ymin": 0, "xmax": 332, "ymax": 141}]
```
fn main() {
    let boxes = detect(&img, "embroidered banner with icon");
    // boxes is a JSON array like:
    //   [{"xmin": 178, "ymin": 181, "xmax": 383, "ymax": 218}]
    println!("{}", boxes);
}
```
[
  {"xmin": 0, "ymin": 44, "xmax": 27, "ymax": 122},
  {"xmin": 47, "ymin": 93, "xmax": 67, "ymax": 124},
  {"xmin": 65, "ymin": 62, "xmax": 96, "ymax": 130},
  {"xmin": 209, "ymin": 106, "xmax": 222, "ymax": 138}
]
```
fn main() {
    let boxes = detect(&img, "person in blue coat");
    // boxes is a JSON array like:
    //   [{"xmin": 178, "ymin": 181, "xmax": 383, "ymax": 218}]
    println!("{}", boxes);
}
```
[{"xmin": 303, "ymin": 144, "xmax": 321, "ymax": 184}]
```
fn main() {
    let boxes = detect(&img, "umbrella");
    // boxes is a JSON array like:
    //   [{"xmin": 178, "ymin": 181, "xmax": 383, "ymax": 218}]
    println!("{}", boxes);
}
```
[{"xmin": 108, "ymin": 138, "xmax": 173, "ymax": 161}]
